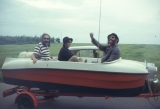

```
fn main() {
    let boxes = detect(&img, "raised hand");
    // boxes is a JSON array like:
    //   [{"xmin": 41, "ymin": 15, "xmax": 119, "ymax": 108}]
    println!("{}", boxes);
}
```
[{"xmin": 90, "ymin": 33, "xmax": 94, "ymax": 39}]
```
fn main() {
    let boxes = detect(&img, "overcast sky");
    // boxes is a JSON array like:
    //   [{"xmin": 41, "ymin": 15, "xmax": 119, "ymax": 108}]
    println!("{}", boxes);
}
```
[{"xmin": 0, "ymin": 0, "xmax": 160, "ymax": 44}]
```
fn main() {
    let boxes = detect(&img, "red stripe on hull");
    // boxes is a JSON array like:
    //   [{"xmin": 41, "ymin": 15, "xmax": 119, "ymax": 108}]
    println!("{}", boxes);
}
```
[{"xmin": 2, "ymin": 69, "xmax": 147, "ymax": 89}]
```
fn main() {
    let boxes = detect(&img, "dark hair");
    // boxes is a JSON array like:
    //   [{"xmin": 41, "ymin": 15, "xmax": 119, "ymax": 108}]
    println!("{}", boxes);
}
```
[
  {"xmin": 63, "ymin": 36, "xmax": 73, "ymax": 47},
  {"xmin": 41, "ymin": 33, "xmax": 50, "ymax": 47},
  {"xmin": 107, "ymin": 33, "xmax": 119, "ymax": 43}
]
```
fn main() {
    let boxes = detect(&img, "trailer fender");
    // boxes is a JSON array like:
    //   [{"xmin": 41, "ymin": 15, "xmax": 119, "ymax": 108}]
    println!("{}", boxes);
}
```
[{"xmin": 15, "ymin": 91, "xmax": 38, "ymax": 107}]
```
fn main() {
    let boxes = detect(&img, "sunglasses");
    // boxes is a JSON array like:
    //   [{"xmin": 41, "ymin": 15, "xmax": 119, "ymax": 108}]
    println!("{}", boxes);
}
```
[
  {"xmin": 67, "ymin": 41, "xmax": 72, "ymax": 43},
  {"xmin": 67, "ymin": 40, "xmax": 72, "ymax": 43},
  {"xmin": 109, "ymin": 36, "xmax": 115, "ymax": 39},
  {"xmin": 43, "ymin": 38, "xmax": 50, "ymax": 40}
]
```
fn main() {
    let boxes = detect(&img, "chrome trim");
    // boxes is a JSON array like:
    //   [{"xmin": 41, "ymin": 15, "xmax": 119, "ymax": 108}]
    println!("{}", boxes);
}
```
[
  {"xmin": 156, "ymin": 67, "xmax": 157, "ymax": 72},
  {"xmin": 153, "ymin": 79, "xmax": 159, "ymax": 83}
]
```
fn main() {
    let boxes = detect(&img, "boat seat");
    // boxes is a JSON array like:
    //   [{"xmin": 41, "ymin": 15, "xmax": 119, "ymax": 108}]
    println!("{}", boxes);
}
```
[
  {"xmin": 18, "ymin": 51, "xmax": 34, "ymax": 58},
  {"xmin": 18, "ymin": 52, "xmax": 59, "ymax": 61}
]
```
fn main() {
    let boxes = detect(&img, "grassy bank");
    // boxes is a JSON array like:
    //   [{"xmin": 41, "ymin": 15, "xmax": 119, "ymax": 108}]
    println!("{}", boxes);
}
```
[{"xmin": 0, "ymin": 43, "xmax": 160, "ymax": 82}]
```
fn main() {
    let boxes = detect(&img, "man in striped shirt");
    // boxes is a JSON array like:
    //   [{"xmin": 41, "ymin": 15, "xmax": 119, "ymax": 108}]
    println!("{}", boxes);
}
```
[{"xmin": 31, "ymin": 33, "xmax": 52, "ymax": 64}]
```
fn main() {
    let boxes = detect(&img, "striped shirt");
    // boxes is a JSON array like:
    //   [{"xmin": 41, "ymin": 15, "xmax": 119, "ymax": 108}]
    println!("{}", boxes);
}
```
[{"xmin": 34, "ymin": 42, "xmax": 51, "ymax": 60}]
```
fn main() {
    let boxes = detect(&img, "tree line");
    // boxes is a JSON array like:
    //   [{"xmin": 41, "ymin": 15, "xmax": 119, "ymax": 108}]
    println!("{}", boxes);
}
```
[{"xmin": 0, "ymin": 35, "xmax": 60, "ymax": 45}]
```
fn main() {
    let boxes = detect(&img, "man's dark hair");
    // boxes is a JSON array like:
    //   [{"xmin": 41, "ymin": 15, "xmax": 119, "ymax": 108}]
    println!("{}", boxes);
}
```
[
  {"xmin": 63, "ymin": 36, "xmax": 73, "ymax": 47},
  {"xmin": 41, "ymin": 33, "xmax": 50, "ymax": 47}
]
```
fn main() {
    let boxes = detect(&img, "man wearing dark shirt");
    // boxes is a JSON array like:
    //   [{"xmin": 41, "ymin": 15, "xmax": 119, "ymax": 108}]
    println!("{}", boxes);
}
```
[
  {"xmin": 90, "ymin": 33, "xmax": 121, "ymax": 63},
  {"xmin": 58, "ymin": 37, "xmax": 83, "ymax": 62}
]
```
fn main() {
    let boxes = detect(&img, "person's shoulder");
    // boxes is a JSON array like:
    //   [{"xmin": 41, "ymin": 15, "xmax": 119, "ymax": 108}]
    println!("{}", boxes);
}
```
[
  {"xmin": 115, "ymin": 45, "xmax": 120, "ymax": 49},
  {"xmin": 59, "ymin": 47, "xmax": 65, "ymax": 52},
  {"xmin": 61, "ymin": 46, "xmax": 67, "ymax": 49},
  {"xmin": 37, "ymin": 42, "xmax": 44, "ymax": 47},
  {"xmin": 34, "ymin": 42, "xmax": 41, "ymax": 48},
  {"xmin": 36, "ymin": 42, "xmax": 41, "ymax": 45},
  {"xmin": 114, "ymin": 45, "xmax": 120, "ymax": 51},
  {"xmin": 62, "ymin": 47, "xmax": 70, "ymax": 53},
  {"xmin": 38, "ymin": 42, "xmax": 43, "ymax": 45}
]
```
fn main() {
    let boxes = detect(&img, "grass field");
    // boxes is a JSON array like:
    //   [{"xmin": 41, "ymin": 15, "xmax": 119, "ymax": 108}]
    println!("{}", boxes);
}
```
[{"xmin": 0, "ymin": 43, "xmax": 160, "ymax": 83}]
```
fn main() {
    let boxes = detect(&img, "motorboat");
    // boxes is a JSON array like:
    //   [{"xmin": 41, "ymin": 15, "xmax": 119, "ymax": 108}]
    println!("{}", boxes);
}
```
[{"xmin": 1, "ymin": 46, "xmax": 158, "ymax": 97}]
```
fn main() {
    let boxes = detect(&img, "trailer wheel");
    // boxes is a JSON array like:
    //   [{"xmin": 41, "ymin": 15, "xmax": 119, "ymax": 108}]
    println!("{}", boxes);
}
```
[
  {"xmin": 17, "ymin": 94, "xmax": 35, "ymax": 109},
  {"xmin": 43, "ymin": 96, "xmax": 54, "ymax": 99}
]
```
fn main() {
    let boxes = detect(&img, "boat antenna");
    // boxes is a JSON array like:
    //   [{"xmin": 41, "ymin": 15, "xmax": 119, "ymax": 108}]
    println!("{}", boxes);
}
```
[
  {"xmin": 97, "ymin": 0, "xmax": 102, "ymax": 63},
  {"xmin": 98, "ymin": 0, "xmax": 102, "ymax": 42}
]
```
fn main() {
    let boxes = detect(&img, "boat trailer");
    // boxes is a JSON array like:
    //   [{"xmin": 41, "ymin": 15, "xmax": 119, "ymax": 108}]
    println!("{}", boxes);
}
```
[{"xmin": 2, "ymin": 83, "xmax": 160, "ymax": 109}]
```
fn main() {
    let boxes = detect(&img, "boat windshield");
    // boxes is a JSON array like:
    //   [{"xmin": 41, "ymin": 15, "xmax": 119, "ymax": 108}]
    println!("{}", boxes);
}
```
[{"xmin": 70, "ymin": 49, "xmax": 102, "ymax": 58}]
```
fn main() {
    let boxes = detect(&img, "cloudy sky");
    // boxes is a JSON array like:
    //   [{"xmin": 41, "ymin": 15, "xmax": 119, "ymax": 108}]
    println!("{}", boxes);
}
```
[{"xmin": 0, "ymin": 0, "xmax": 160, "ymax": 44}]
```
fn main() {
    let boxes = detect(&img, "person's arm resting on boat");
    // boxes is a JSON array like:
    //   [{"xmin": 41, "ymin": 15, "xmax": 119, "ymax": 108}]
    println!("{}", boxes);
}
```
[
  {"xmin": 32, "ymin": 45, "xmax": 41, "ymax": 64},
  {"xmin": 31, "ymin": 53, "xmax": 38, "ymax": 64}
]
